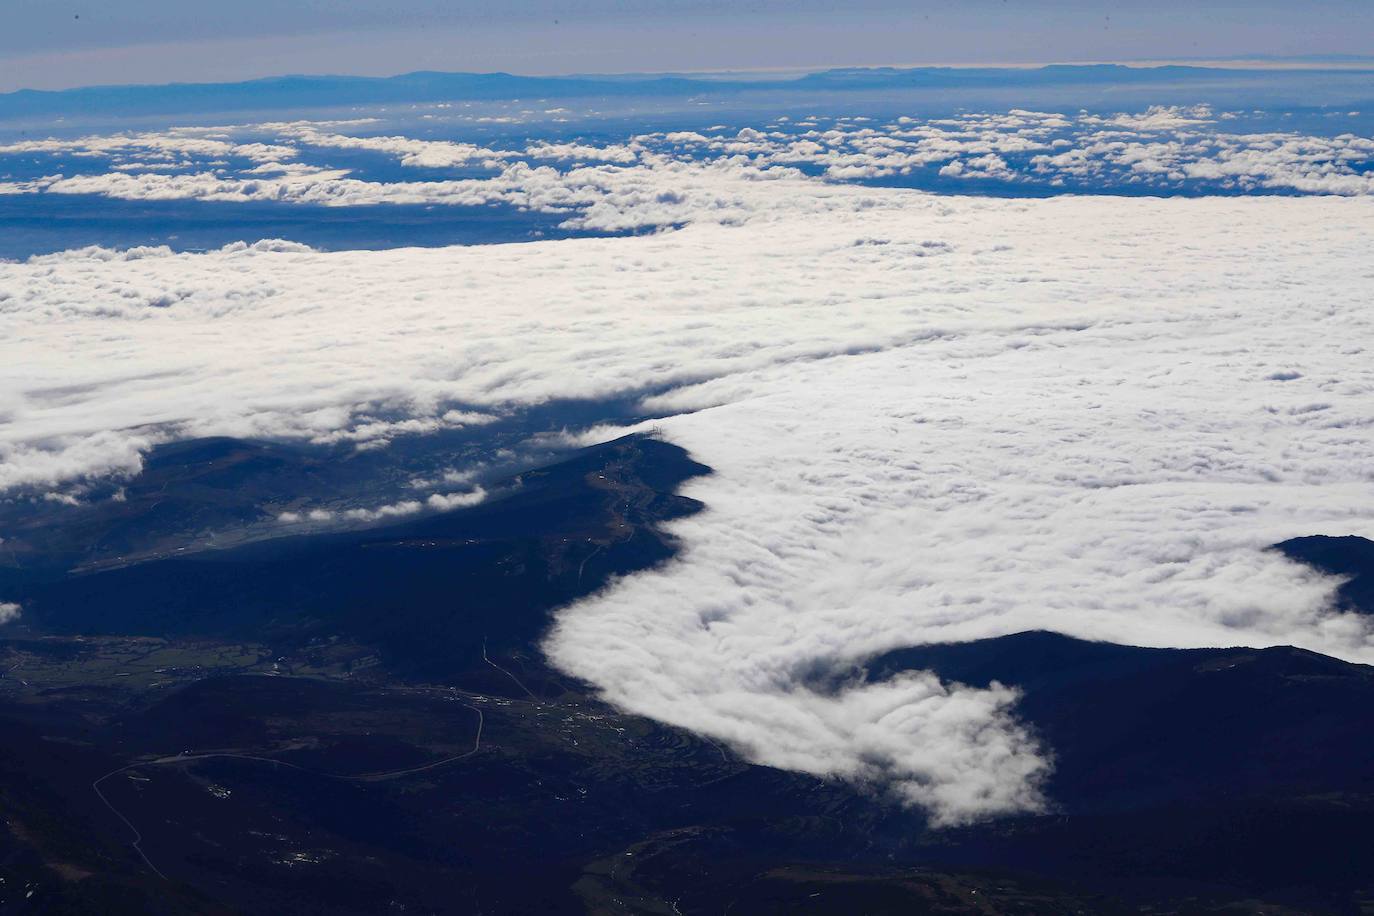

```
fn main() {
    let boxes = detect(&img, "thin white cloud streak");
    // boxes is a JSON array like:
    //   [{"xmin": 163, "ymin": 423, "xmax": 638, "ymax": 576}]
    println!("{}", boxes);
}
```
[
  {"xmin": 5, "ymin": 170, "xmax": 1374, "ymax": 822},
  {"xmin": 14, "ymin": 155, "xmax": 798, "ymax": 230},
  {"xmin": 0, "ymin": 131, "xmax": 299, "ymax": 163},
  {"xmin": 282, "ymin": 125, "xmax": 513, "ymax": 168},
  {"xmin": 425, "ymin": 487, "xmax": 488, "ymax": 510},
  {"xmin": 276, "ymin": 487, "xmax": 484, "ymax": 524}
]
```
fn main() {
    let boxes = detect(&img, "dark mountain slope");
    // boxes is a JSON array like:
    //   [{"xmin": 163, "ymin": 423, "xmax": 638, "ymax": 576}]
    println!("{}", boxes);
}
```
[
  {"xmin": 868, "ymin": 629, "xmax": 1374, "ymax": 912},
  {"xmin": 874, "ymin": 631, "xmax": 1374, "ymax": 812},
  {"xmin": 7, "ymin": 434, "xmax": 706, "ymax": 681},
  {"xmin": 1277, "ymin": 534, "xmax": 1374, "ymax": 615}
]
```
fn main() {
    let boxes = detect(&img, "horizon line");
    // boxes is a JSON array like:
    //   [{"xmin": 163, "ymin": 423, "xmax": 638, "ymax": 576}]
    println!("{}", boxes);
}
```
[{"xmin": 6, "ymin": 56, "xmax": 1374, "ymax": 98}]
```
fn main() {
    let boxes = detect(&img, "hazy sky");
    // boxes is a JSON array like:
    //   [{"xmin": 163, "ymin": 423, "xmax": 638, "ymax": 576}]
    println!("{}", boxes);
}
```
[{"xmin": 4, "ymin": 0, "xmax": 1374, "ymax": 91}]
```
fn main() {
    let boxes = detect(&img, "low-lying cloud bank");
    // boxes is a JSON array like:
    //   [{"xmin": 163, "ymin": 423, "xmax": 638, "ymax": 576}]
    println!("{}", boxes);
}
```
[
  {"xmin": 4, "ymin": 167, "xmax": 1374, "ymax": 822},
  {"xmin": 2, "ymin": 106, "xmax": 1372, "ymax": 231},
  {"xmin": 653, "ymin": 105, "xmax": 1374, "ymax": 195}
]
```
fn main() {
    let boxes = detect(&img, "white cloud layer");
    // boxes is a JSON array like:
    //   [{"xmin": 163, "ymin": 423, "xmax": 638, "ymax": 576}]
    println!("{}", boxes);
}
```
[
  {"xmin": 3, "ymin": 106, "xmax": 1372, "ymax": 226},
  {"xmin": 4, "ymin": 164, "xmax": 1374, "ymax": 823}
]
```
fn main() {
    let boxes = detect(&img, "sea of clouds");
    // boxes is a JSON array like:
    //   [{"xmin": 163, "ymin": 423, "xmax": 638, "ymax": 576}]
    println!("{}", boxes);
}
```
[
  {"xmin": 4, "ymin": 117, "xmax": 1374, "ymax": 824},
  {"xmin": 3, "ymin": 105, "xmax": 1374, "ymax": 221}
]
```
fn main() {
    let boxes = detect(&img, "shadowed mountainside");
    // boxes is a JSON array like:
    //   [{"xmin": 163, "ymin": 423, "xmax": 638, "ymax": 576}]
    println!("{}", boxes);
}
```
[
  {"xmin": 1277, "ymin": 534, "xmax": 1374, "ymax": 616},
  {"xmin": 2, "ymin": 436, "xmax": 1373, "ymax": 913},
  {"xmin": 4, "ymin": 434, "xmax": 707, "ymax": 683}
]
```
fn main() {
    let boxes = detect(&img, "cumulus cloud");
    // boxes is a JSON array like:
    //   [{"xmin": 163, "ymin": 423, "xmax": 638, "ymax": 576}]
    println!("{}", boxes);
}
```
[
  {"xmin": 283, "ymin": 125, "xmax": 512, "ymax": 168},
  {"xmin": 0, "ymin": 430, "xmax": 155, "ymax": 492},
  {"xmin": 0, "ymin": 602, "xmax": 20, "ymax": 625},
  {"xmin": 426, "ymin": 487, "xmax": 487, "ymax": 511},
  {"xmin": 524, "ymin": 141, "xmax": 640, "ymax": 164},
  {"xmin": 0, "ymin": 130, "xmax": 298, "ymax": 168},
  {"xmin": 341, "ymin": 500, "xmax": 423, "ymax": 522},
  {"xmin": 309, "ymin": 411, "xmax": 496, "ymax": 448},
  {"xmin": 13, "ymin": 154, "xmax": 813, "ymax": 233},
  {"xmin": 4, "ymin": 108, "xmax": 1371, "ymax": 231},
  {"xmin": 1085, "ymin": 104, "xmax": 1218, "ymax": 131},
  {"xmin": 5, "ymin": 151, "xmax": 1374, "ymax": 822},
  {"xmin": 635, "ymin": 107, "xmax": 1374, "ymax": 195}
]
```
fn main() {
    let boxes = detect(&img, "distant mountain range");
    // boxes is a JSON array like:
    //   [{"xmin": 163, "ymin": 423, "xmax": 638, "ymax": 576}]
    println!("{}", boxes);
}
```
[{"xmin": 3, "ymin": 63, "xmax": 1372, "ymax": 121}]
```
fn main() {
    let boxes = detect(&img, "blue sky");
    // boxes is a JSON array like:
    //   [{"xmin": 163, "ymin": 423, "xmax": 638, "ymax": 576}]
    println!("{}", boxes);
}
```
[{"xmin": 4, "ymin": 0, "xmax": 1374, "ymax": 91}]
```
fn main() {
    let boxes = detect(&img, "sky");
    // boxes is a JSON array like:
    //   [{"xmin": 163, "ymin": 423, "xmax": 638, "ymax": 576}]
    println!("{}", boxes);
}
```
[{"xmin": 4, "ymin": 0, "xmax": 1374, "ymax": 92}]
